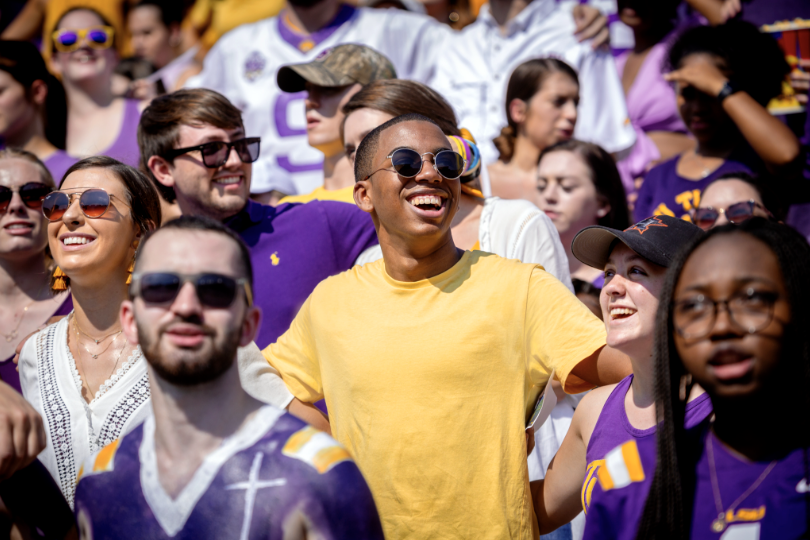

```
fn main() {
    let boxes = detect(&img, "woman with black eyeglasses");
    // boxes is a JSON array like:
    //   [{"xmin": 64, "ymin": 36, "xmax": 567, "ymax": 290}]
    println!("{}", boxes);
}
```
[
  {"xmin": 0, "ymin": 150, "xmax": 71, "ymax": 393},
  {"xmin": 17, "ymin": 156, "xmax": 161, "ymax": 506}
]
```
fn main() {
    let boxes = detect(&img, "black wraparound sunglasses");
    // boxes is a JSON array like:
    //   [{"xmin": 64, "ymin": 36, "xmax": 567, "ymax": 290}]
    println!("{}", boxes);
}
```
[
  {"xmin": 130, "ymin": 272, "xmax": 253, "ymax": 308},
  {"xmin": 166, "ymin": 138, "xmax": 261, "ymax": 169}
]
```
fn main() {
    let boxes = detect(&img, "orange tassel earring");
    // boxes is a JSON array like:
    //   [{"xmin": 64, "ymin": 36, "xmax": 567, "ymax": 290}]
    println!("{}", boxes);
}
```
[{"xmin": 52, "ymin": 266, "xmax": 68, "ymax": 291}]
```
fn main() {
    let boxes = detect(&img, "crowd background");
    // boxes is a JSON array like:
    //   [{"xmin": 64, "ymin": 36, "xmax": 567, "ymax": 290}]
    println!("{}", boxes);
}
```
[{"xmin": 0, "ymin": 0, "xmax": 808, "ymax": 538}]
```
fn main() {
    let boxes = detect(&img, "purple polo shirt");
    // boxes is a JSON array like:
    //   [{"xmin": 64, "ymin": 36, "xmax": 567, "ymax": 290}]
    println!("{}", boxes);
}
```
[
  {"xmin": 583, "ymin": 420, "xmax": 810, "ymax": 540},
  {"xmin": 225, "ymin": 200, "xmax": 378, "ymax": 348}
]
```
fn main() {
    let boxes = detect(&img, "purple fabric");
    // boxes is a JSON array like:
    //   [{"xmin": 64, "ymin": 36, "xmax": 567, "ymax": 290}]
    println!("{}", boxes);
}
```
[
  {"xmin": 583, "ymin": 374, "xmax": 713, "ymax": 513},
  {"xmin": 74, "ymin": 413, "xmax": 385, "ymax": 539},
  {"xmin": 0, "ymin": 295, "xmax": 72, "ymax": 393},
  {"xmin": 225, "ymin": 200, "xmax": 378, "ymax": 348},
  {"xmin": 634, "ymin": 153, "xmax": 757, "ymax": 222},
  {"xmin": 592, "ymin": 274, "xmax": 605, "ymax": 289},
  {"xmin": 98, "ymin": 99, "xmax": 141, "ymax": 168},
  {"xmin": 738, "ymin": 0, "xmax": 810, "ymax": 27},
  {"xmin": 276, "ymin": 4, "xmax": 356, "ymax": 50},
  {"xmin": 615, "ymin": 36, "xmax": 688, "ymax": 192},
  {"xmin": 584, "ymin": 422, "xmax": 809, "ymax": 540},
  {"xmin": 43, "ymin": 150, "xmax": 79, "ymax": 186}
]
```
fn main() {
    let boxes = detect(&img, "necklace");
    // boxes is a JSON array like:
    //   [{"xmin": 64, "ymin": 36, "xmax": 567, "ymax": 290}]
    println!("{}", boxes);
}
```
[
  {"xmin": 707, "ymin": 433, "xmax": 778, "ymax": 533},
  {"xmin": 74, "ymin": 316, "xmax": 122, "ymax": 344},
  {"xmin": 691, "ymin": 149, "xmax": 713, "ymax": 179},
  {"xmin": 3, "ymin": 283, "xmax": 49, "ymax": 342},
  {"xmin": 74, "ymin": 317, "xmax": 119, "ymax": 359}
]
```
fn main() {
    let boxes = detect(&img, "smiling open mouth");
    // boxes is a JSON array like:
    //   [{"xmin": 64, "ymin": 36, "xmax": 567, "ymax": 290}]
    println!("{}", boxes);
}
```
[
  {"xmin": 610, "ymin": 307, "xmax": 636, "ymax": 320},
  {"xmin": 409, "ymin": 195, "xmax": 445, "ymax": 211}
]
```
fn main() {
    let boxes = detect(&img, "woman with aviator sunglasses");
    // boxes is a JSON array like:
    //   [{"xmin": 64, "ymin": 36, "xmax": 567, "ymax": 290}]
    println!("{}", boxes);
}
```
[
  {"xmin": 692, "ymin": 172, "xmax": 777, "ymax": 231},
  {"xmin": 17, "ymin": 156, "xmax": 161, "ymax": 505},
  {"xmin": 50, "ymin": 7, "xmax": 144, "ymax": 168},
  {"xmin": 0, "ymin": 150, "xmax": 71, "ymax": 394}
]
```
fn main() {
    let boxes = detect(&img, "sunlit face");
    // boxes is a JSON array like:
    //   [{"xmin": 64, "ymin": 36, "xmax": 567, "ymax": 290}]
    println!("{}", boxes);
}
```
[
  {"xmin": 697, "ymin": 179, "xmax": 768, "ymax": 227},
  {"xmin": 0, "ymin": 71, "xmax": 38, "ymax": 139},
  {"xmin": 676, "ymin": 53, "xmax": 735, "ymax": 145},
  {"xmin": 601, "ymin": 243, "xmax": 667, "ymax": 359},
  {"xmin": 121, "ymin": 229, "xmax": 259, "ymax": 386},
  {"xmin": 674, "ymin": 233, "xmax": 791, "ymax": 400},
  {"xmin": 51, "ymin": 10, "xmax": 117, "ymax": 85},
  {"xmin": 128, "ymin": 5, "xmax": 173, "ymax": 69},
  {"xmin": 515, "ymin": 72, "xmax": 578, "ymax": 152},
  {"xmin": 357, "ymin": 120, "xmax": 460, "ymax": 242},
  {"xmin": 50, "ymin": 168, "xmax": 138, "ymax": 286},
  {"xmin": 166, "ymin": 124, "xmax": 251, "ymax": 221},
  {"xmin": 0, "ymin": 159, "xmax": 51, "ymax": 260},
  {"xmin": 343, "ymin": 108, "xmax": 395, "ymax": 167},
  {"xmin": 536, "ymin": 150, "xmax": 606, "ymax": 238},
  {"xmin": 305, "ymin": 82, "xmax": 362, "ymax": 157}
]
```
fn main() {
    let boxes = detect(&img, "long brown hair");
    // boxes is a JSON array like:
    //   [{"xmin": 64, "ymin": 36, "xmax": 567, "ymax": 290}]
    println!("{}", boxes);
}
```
[{"xmin": 494, "ymin": 58, "xmax": 579, "ymax": 163}]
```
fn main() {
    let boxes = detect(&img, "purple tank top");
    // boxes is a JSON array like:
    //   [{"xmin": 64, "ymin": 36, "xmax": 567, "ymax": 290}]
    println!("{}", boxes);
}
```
[
  {"xmin": 99, "ymin": 99, "xmax": 141, "ymax": 168},
  {"xmin": 43, "ymin": 150, "xmax": 79, "ymax": 186},
  {"xmin": 0, "ymin": 295, "xmax": 73, "ymax": 393},
  {"xmin": 581, "ymin": 374, "xmax": 712, "ymax": 512}
]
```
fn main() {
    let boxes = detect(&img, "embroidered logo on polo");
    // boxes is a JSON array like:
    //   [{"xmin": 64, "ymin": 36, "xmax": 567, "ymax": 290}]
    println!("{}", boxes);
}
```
[
  {"xmin": 627, "ymin": 216, "xmax": 668, "ymax": 235},
  {"xmin": 244, "ymin": 52, "xmax": 266, "ymax": 82},
  {"xmin": 271, "ymin": 252, "xmax": 280, "ymax": 266}
]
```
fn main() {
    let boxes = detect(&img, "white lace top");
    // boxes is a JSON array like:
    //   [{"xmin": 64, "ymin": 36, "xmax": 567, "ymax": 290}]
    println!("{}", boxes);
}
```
[{"xmin": 18, "ymin": 315, "xmax": 150, "ymax": 507}]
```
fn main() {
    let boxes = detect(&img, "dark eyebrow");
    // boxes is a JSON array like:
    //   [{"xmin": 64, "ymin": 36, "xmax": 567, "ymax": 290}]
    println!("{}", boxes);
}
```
[
  {"xmin": 680, "ymin": 276, "xmax": 780, "ymax": 293},
  {"xmin": 196, "ymin": 129, "xmax": 245, "ymax": 145}
]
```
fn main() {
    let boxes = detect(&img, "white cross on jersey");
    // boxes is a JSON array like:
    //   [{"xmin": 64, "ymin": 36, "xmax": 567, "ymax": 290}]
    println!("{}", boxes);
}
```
[
  {"xmin": 186, "ymin": 7, "xmax": 451, "ymax": 196},
  {"xmin": 225, "ymin": 452, "xmax": 287, "ymax": 540}
]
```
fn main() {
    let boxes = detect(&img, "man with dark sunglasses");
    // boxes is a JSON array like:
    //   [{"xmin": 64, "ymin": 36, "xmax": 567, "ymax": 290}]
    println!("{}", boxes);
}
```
[
  {"xmin": 140, "ymin": 88, "xmax": 379, "ymax": 352},
  {"xmin": 263, "ymin": 114, "xmax": 632, "ymax": 539},
  {"xmin": 73, "ymin": 216, "xmax": 384, "ymax": 539}
]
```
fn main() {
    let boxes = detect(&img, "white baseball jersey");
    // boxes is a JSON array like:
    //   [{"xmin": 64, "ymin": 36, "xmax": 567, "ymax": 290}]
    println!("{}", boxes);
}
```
[
  {"xmin": 431, "ymin": 0, "xmax": 636, "ymax": 165},
  {"xmin": 186, "ymin": 6, "xmax": 451, "ymax": 195}
]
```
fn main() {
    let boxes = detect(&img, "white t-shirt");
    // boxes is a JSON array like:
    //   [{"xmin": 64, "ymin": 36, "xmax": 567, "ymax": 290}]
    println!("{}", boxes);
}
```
[
  {"xmin": 185, "ymin": 6, "xmax": 451, "ymax": 195},
  {"xmin": 431, "ymin": 0, "xmax": 636, "ymax": 165}
]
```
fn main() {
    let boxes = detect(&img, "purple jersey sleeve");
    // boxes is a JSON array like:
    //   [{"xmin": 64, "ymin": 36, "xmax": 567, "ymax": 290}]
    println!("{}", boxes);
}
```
[{"xmin": 317, "ymin": 200, "xmax": 379, "ymax": 269}]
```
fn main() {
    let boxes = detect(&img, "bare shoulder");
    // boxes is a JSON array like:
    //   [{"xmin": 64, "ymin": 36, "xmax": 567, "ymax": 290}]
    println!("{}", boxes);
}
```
[{"xmin": 572, "ymin": 384, "xmax": 618, "ymax": 444}]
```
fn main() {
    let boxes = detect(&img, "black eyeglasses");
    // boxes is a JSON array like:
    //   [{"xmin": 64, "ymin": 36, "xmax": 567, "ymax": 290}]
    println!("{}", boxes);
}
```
[
  {"xmin": 166, "ymin": 138, "xmax": 261, "ymax": 169},
  {"xmin": 42, "ymin": 188, "xmax": 130, "ymax": 222},
  {"xmin": 130, "ymin": 272, "xmax": 253, "ymax": 308},
  {"xmin": 673, "ymin": 287, "xmax": 779, "ymax": 340},
  {"xmin": 0, "ymin": 182, "xmax": 53, "ymax": 212},
  {"xmin": 363, "ymin": 148, "xmax": 466, "ymax": 181},
  {"xmin": 692, "ymin": 200, "xmax": 772, "ymax": 231}
]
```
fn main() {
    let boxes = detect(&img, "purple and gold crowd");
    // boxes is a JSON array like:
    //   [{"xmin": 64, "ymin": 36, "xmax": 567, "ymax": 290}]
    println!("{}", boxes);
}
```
[{"xmin": 0, "ymin": 0, "xmax": 809, "ymax": 539}]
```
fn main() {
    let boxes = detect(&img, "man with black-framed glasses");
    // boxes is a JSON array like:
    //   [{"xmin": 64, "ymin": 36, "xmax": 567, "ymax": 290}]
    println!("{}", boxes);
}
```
[
  {"xmin": 139, "ymin": 88, "xmax": 379, "ymax": 353},
  {"xmin": 73, "ymin": 215, "xmax": 384, "ymax": 539}
]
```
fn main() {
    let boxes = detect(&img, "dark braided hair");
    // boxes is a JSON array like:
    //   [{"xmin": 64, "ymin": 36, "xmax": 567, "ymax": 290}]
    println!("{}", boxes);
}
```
[{"xmin": 635, "ymin": 218, "xmax": 810, "ymax": 539}]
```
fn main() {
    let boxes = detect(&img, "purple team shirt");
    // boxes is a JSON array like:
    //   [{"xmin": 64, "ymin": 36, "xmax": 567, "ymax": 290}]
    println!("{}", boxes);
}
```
[
  {"xmin": 225, "ymin": 200, "xmax": 378, "ymax": 348},
  {"xmin": 43, "ymin": 150, "xmax": 78, "ymax": 185},
  {"xmin": 584, "ymin": 421, "xmax": 809, "ymax": 540},
  {"xmin": 74, "ymin": 410, "xmax": 385, "ymax": 539},
  {"xmin": 634, "ymin": 154, "xmax": 756, "ymax": 222},
  {"xmin": 582, "ymin": 374, "xmax": 713, "ymax": 514}
]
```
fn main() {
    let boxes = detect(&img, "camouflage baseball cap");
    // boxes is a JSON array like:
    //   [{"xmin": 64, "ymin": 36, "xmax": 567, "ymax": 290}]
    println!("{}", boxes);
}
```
[{"xmin": 277, "ymin": 44, "xmax": 397, "ymax": 93}]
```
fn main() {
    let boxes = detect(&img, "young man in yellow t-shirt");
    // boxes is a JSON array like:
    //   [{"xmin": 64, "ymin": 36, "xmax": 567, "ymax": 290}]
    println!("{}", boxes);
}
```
[{"xmin": 262, "ymin": 114, "xmax": 631, "ymax": 539}]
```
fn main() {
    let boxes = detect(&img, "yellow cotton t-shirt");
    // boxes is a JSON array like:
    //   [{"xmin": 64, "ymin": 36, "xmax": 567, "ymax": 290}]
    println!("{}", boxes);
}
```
[
  {"xmin": 263, "ymin": 251, "xmax": 606, "ymax": 539},
  {"xmin": 279, "ymin": 185, "xmax": 356, "ymax": 205}
]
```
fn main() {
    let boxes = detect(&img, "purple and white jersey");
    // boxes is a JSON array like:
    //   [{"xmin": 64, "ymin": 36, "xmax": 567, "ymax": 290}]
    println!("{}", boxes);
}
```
[
  {"xmin": 582, "ymin": 375, "xmax": 713, "ymax": 514},
  {"xmin": 74, "ymin": 406, "xmax": 384, "ymax": 540},
  {"xmin": 583, "ymin": 424, "xmax": 810, "ymax": 540},
  {"xmin": 185, "ymin": 5, "xmax": 449, "ymax": 196}
]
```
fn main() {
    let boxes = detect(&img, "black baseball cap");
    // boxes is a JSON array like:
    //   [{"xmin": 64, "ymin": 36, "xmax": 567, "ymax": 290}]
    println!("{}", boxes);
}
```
[{"xmin": 572, "ymin": 215, "xmax": 704, "ymax": 270}]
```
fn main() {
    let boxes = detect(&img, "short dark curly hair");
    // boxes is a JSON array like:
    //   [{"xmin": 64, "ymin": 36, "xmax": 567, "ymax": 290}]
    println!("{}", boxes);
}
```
[{"xmin": 667, "ymin": 20, "xmax": 790, "ymax": 107}]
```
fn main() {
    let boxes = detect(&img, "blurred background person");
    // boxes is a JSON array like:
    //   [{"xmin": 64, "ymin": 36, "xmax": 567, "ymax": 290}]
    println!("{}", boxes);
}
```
[
  {"xmin": 613, "ymin": 0, "xmax": 693, "ymax": 195},
  {"xmin": 0, "ymin": 41, "xmax": 76, "ymax": 183},
  {"xmin": 692, "ymin": 171, "xmax": 781, "ymax": 230},
  {"xmin": 488, "ymin": 58, "xmax": 579, "ymax": 202},
  {"xmin": 573, "ymin": 278, "xmax": 602, "ymax": 320},
  {"xmin": 50, "ymin": 8, "xmax": 144, "ymax": 168},
  {"xmin": 18, "ymin": 156, "xmax": 160, "ymax": 506},
  {"xmin": 276, "ymin": 44, "xmax": 397, "ymax": 205},
  {"xmin": 634, "ymin": 21, "xmax": 800, "ymax": 222},
  {"xmin": 535, "ymin": 140, "xmax": 631, "ymax": 287},
  {"xmin": 0, "ymin": 150, "xmax": 71, "ymax": 393}
]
